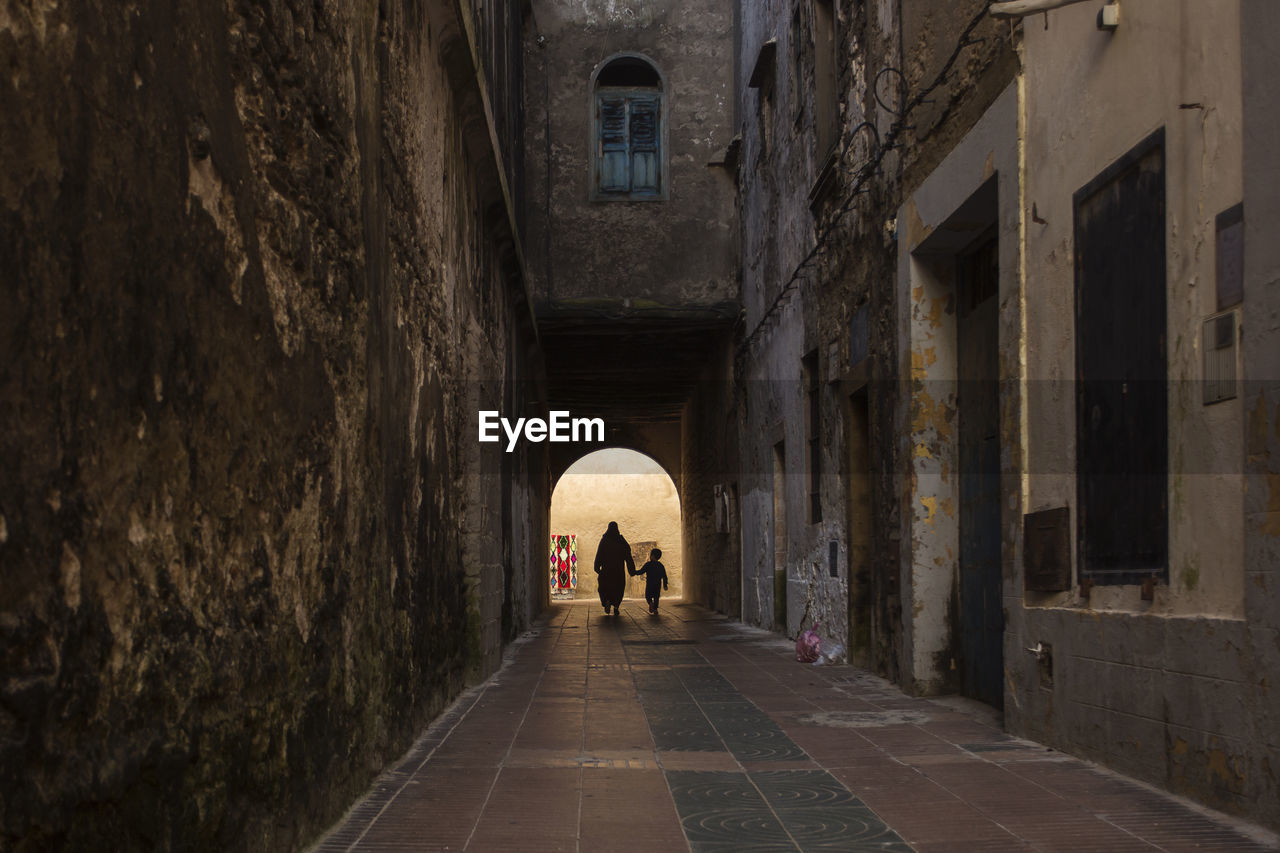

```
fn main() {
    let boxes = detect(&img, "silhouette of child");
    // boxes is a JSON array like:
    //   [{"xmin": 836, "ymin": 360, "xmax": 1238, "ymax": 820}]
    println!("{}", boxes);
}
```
[{"xmin": 635, "ymin": 548, "xmax": 668, "ymax": 615}]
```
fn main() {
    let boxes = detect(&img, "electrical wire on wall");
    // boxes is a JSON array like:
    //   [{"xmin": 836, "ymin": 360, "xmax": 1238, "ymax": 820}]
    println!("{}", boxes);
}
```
[{"xmin": 735, "ymin": 3, "xmax": 1007, "ymax": 365}]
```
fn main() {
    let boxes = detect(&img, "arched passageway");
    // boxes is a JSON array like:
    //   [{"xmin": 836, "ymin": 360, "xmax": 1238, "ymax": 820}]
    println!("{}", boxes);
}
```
[{"xmin": 549, "ymin": 448, "xmax": 683, "ymax": 602}]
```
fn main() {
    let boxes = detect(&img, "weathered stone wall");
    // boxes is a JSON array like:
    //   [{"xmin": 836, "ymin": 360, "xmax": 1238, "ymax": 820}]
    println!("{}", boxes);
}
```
[
  {"xmin": 1241, "ymin": 0, "xmax": 1280, "ymax": 832},
  {"xmin": 522, "ymin": 0, "xmax": 738, "ymax": 310},
  {"xmin": 894, "ymin": 83, "xmax": 1020, "ymax": 696},
  {"xmin": 0, "ymin": 0, "xmax": 543, "ymax": 849},
  {"xmin": 733, "ymin": 0, "xmax": 1014, "ymax": 684},
  {"xmin": 681, "ymin": 348, "xmax": 742, "ymax": 618},
  {"xmin": 523, "ymin": 0, "xmax": 740, "ymax": 622}
]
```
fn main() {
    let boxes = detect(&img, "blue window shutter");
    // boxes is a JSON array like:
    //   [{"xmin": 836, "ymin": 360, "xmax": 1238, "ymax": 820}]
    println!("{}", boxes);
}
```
[
  {"xmin": 598, "ymin": 95, "xmax": 630, "ymax": 193},
  {"xmin": 629, "ymin": 96, "xmax": 660, "ymax": 194}
]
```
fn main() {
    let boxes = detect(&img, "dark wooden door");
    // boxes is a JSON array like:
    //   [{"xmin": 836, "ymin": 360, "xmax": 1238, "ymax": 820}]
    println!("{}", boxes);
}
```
[
  {"xmin": 1075, "ymin": 132, "xmax": 1167, "ymax": 583},
  {"xmin": 958, "ymin": 235, "xmax": 1002, "ymax": 708}
]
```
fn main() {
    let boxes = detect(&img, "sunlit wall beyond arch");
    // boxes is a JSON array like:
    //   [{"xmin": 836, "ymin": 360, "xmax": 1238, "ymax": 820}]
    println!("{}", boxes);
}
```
[{"xmin": 550, "ymin": 448, "xmax": 682, "ymax": 601}]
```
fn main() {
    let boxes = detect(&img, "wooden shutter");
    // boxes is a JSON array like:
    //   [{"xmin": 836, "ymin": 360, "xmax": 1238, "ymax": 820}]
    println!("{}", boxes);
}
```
[
  {"xmin": 629, "ymin": 96, "xmax": 660, "ymax": 194},
  {"xmin": 1074, "ymin": 130, "xmax": 1167, "ymax": 583},
  {"xmin": 598, "ymin": 95, "xmax": 629, "ymax": 193}
]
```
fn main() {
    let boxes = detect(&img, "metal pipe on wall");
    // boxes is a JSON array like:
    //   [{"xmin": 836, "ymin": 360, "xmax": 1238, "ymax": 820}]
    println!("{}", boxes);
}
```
[{"xmin": 989, "ymin": 0, "xmax": 1093, "ymax": 19}]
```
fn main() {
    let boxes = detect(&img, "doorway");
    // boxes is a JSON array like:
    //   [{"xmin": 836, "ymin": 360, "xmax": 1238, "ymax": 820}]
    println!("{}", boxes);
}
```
[
  {"xmin": 772, "ymin": 440, "xmax": 787, "ymax": 633},
  {"xmin": 957, "ymin": 233, "xmax": 1002, "ymax": 708},
  {"xmin": 550, "ymin": 448, "xmax": 683, "ymax": 600},
  {"xmin": 846, "ymin": 389, "xmax": 872, "ymax": 667}
]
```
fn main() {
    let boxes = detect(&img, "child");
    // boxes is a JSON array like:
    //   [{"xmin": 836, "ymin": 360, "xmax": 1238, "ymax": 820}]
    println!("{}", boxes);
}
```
[{"xmin": 635, "ymin": 548, "xmax": 669, "ymax": 615}]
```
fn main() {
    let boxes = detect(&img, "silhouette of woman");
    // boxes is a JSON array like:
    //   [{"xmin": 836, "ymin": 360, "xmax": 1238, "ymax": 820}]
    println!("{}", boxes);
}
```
[{"xmin": 593, "ymin": 521, "xmax": 635, "ymax": 616}]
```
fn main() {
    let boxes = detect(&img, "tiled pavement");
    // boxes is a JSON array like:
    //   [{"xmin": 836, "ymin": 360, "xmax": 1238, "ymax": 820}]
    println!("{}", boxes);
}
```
[{"xmin": 311, "ymin": 601, "xmax": 1279, "ymax": 852}]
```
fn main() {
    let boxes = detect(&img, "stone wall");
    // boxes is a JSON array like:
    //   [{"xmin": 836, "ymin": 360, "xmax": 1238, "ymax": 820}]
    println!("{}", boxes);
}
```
[
  {"xmin": 523, "ymin": 0, "xmax": 741, "ymax": 623},
  {"xmin": 733, "ymin": 0, "xmax": 1014, "ymax": 682},
  {"xmin": 522, "ymin": 0, "xmax": 738, "ymax": 309},
  {"xmin": 1241, "ymin": 0, "xmax": 1280, "ymax": 831},
  {"xmin": 681, "ymin": 350, "xmax": 742, "ymax": 618},
  {"xmin": 0, "ymin": 0, "xmax": 543, "ymax": 849}
]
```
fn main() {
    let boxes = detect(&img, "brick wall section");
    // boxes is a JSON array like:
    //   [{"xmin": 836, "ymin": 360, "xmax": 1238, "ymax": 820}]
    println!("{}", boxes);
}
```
[{"xmin": 0, "ymin": 0, "xmax": 543, "ymax": 849}]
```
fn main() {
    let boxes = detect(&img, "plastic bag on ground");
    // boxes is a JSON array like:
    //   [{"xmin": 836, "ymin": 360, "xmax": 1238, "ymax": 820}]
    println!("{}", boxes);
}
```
[
  {"xmin": 817, "ymin": 641, "xmax": 845, "ymax": 665},
  {"xmin": 795, "ymin": 624, "xmax": 822, "ymax": 663}
]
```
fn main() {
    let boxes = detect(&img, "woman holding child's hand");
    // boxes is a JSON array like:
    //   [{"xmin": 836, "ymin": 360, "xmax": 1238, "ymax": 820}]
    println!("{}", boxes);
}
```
[{"xmin": 593, "ymin": 521, "xmax": 634, "ymax": 616}]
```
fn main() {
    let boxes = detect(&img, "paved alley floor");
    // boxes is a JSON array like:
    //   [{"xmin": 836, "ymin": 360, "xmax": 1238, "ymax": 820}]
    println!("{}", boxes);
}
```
[{"xmin": 312, "ymin": 601, "xmax": 1278, "ymax": 853}]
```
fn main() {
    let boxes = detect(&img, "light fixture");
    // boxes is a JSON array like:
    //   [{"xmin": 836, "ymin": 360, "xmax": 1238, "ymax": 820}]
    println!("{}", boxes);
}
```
[{"xmin": 1097, "ymin": 2, "xmax": 1120, "ymax": 31}]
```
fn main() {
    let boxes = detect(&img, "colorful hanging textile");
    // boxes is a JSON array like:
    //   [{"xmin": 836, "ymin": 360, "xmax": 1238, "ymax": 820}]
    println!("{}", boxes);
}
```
[{"xmin": 550, "ymin": 534, "xmax": 577, "ymax": 591}]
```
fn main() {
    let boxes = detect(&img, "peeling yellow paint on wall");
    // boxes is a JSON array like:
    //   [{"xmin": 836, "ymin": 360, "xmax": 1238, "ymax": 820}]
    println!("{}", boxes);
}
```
[
  {"xmin": 910, "ymin": 388, "xmax": 954, "ymax": 439},
  {"xmin": 921, "ymin": 495, "xmax": 939, "ymax": 526},
  {"xmin": 925, "ymin": 296, "xmax": 948, "ymax": 330},
  {"xmin": 1263, "ymin": 473, "xmax": 1280, "ymax": 537},
  {"xmin": 910, "ymin": 350, "xmax": 927, "ymax": 381},
  {"xmin": 1207, "ymin": 749, "xmax": 1247, "ymax": 792}
]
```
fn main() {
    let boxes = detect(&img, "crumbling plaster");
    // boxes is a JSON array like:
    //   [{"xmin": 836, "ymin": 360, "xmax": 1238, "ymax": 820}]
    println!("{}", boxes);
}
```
[{"xmin": 896, "ymin": 84, "xmax": 1020, "ymax": 694}]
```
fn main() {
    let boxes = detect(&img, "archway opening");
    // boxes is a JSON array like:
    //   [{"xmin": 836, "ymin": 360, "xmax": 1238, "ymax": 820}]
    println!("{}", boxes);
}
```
[{"xmin": 549, "ymin": 448, "xmax": 683, "ymax": 602}]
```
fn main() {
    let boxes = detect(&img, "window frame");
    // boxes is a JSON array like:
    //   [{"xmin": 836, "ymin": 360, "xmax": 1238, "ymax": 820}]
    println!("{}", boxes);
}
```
[
  {"xmin": 803, "ymin": 349, "xmax": 823, "ymax": 524},
  {"xmin": 589, "ymin": 53, "xmax": 669, "ymax": 202},
  {"xmin": 811, "ymin": 0, "xmax": 838, "ymax": 162}
]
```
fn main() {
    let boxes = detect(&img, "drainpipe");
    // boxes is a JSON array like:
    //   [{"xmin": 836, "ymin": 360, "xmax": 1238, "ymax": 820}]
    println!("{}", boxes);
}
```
[{"xmin": 989, "ymin": 0, "xmax": 1092, "ymax": 18}]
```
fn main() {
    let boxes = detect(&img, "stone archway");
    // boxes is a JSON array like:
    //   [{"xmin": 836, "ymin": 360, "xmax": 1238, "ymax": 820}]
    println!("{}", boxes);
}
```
[{"xmin": 549, "ymin": 448, "xmax": 683, "ymax": 602}]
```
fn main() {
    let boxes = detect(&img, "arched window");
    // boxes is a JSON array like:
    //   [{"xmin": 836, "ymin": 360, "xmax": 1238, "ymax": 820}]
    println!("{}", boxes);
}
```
[{"xmin": 591, "ymin": 54, "xmax": 665, "ymax": 201}]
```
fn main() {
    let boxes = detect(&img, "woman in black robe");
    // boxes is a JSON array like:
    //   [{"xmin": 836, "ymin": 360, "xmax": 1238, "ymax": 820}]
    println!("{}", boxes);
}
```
[{"xmin": 593, "ymin": 521, "xmax": 635, "ymax": 615}]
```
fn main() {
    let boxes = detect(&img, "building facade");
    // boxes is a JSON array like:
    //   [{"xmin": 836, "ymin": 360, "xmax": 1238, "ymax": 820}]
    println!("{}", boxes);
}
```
[
  {"xmin": 732, "ymin": 0, "xmax": 1279, "ymax": 829},
  {"xmin": 522, "ymin": 0, "xmax": 743, "ymax": 613}
]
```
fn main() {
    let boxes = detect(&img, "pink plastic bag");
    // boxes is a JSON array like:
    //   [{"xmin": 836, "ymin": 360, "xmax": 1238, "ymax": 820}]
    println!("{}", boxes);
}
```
[{"xmin": 795, "ymin": 623, "xmax": 822, "ymax": 663}]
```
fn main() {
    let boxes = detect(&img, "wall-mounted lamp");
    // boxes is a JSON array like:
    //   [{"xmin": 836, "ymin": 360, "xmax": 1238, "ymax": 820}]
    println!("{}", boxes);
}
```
[{"xmin": 1097, "ymin": 2, "xmax": 1120, "ymax": 31}]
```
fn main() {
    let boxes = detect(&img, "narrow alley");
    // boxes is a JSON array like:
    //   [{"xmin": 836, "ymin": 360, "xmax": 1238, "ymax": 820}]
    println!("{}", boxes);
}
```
[
  {"xmin": 314, "ymin": 601, "xmax": 1274, "ymax": 852},
  {"xmin": 4, "ymin": 0, "xmax": 1280, "ymax": 850}
]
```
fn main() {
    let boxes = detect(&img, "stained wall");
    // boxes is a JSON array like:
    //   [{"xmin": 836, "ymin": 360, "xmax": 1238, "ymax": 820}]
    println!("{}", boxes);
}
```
[
  {"xmin": 1003, "ymin": 0, "xmax": 1278, "ymax": 828},
  {"xmin": 0, "ymin": 0, "xmax": 545, "ymax": 848}
]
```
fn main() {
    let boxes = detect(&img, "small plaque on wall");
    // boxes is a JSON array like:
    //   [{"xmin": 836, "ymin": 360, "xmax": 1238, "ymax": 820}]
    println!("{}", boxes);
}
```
[
  {"xmin": 1216, "ymin": 203, "xmax": 1243, "ymax": 310},
  {"xmin": 1024, "ymin": 507, "xmax": 1071, "ymax": 592}
]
